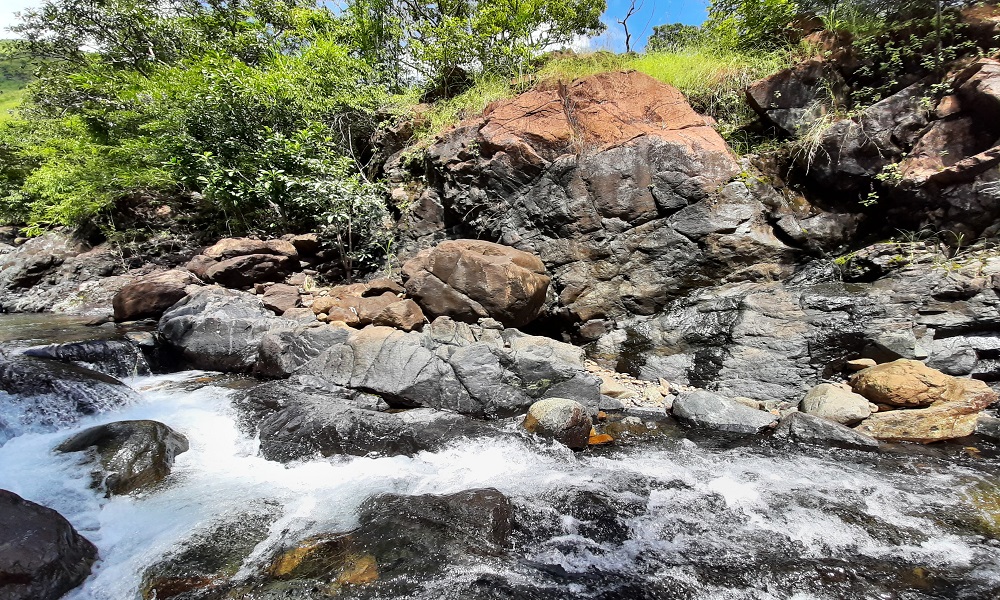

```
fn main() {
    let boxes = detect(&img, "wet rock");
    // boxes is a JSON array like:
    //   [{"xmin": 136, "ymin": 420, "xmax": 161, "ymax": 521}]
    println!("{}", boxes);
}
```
[
  {"xmin": 260, "ymin": 283, "xmax": 300, "ymax": 314},
  {"xmin": 158, "ymin": 288, "xmax": 295, "ymax": 372},
  {"xmin": 254, "ymin": 325, "xmax": 351, "ymax": 379},
  {"xmin": 113, "ymin": 269, "xmax": 202, "ymax": 322},
  {"xmin": 403, "ymin": 239, "xmax": 550, "ymax": 328},
  {"xmin": 672, "ymin": 390, "xmax": 778, "ymax": 434},
  {"xmin": 849, "ymin": 359, "xmax": 994, "ymax": 408},
  {"xmin": 774, "ymin": 412, "xmax": 880, "ymax": 451},
  {"xmin": 0, "ymin": 489, "xmax": 98, "ymax": 600},
  {"xmin": 23, "ymin": 338, "xmax": 153, "ymax": 379},
  {"xmin": 0, "ymin": 353, "xmax": 139, "ymax": 439},
  {"xmin": 238, "ymin": 377, "xmax": 491, "ymax": 461},
  {"xmin": 522, "ymin": 397, "xmax": 593, "ymax": 450},
  {"xmin": 976, "ymin": 414, "xmax": 1000, "ymax": 442},
  {"xmin": 800, "ymin": 383, "xmax": 872, "ymax": 425},
  {"xmin": 56, "ymin": 420, "xmax": 189, "ymax": 496},
  {"xmin": 264, "ymin": 534, "xmax": 377, "ymax": 589}
]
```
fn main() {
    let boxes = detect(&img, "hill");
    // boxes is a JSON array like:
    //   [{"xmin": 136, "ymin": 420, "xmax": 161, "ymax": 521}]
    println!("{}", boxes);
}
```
[{"xmin": 0, "ymin": 42, "xmax": 35, "ymax": 121}]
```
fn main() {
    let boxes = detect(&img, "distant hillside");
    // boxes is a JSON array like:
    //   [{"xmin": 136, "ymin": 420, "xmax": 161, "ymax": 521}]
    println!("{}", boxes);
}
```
[{"xmin": 0, "ymin": 41, "xmax": 35, "ymax": 121}]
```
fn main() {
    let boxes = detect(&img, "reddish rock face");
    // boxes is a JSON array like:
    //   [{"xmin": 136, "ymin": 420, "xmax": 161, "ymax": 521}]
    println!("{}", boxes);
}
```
[
  {"xmin": 403, "ymin": 240, "xmax": 550, "ymax": 328},
  {"xmin": 113, "ymin": 269, "xmax": 202, "ymax": 321}
]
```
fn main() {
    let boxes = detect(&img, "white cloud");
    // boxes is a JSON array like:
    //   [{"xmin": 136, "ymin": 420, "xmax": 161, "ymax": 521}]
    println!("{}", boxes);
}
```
[{"xmin": 1, "ymin": 0, "xmax": 40, "ymax": 38}]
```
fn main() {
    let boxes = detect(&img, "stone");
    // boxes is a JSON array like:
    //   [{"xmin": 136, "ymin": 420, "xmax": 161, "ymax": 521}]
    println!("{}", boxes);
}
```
[
  {"xmin": 158, "ymin": 287, "xmax": 296, "ymax": 372},
  {"xmin": 356, "ymin": 292, "xmax": 400, "ymax": 325},
  {"xmin": 254, "ymin": 325, "xmax": 351, "ymax": 379},
  {"xmin": 800, "ymin": 383, "xmax": 872, "ymax": 425},
  {"xmin": 202, "ymin": 237, "xmax": 298, "ymax": 260},
  {"xmin": 846, "ymin": 358, "xmax": 877, "ymax": 371},
  {"xmin": 599, "ymin": 375, "xmax": 638, "ymax": 399},
  {"xmin": 56, "ymin": 420, "xmax": 189, "ymax": 496},
  {"xmin": 849, "ymin": 359, "xmax": 996, "ymax": 408},
  {"xmin": 281, "ymin": 307, "xmax": 318, "ymax": 324},
  {"xmin": 23, "ymin": 339, "xmax": 153, "ymax": 379},
  {"xmin": 0, "ymin": 489, "xmax": 98, "ymax": 600},
  {"xmin": 364, "ymin": 277, "xmax": 404, "ymax": 295},
  {"xmin": 773, "ymin": 412, "xmax": 880, "ymax": 451},
  {"xmin": 746, "ymin": 59, "xmax": 849, "ymax": 136},
  {"xmin": 261, "ymin": 283, "xmax": 300, "ymax": 314},
  {"xmin": 286, "ymin": 233, "xmax": 320, "ymax": 256},
  {"xmin": 203, "ymin": 253, "xmax": 296, "ymax": 289},
  {"xmin": 112, "ymin": 269, "xmax": 202, "ymax": 322},
  {"xmin": 672, "ymin": 390, "xmax": 778, "ymax": 434},
  {"xmin": 372, "ymin": 299, "xmax": 426, "ymax": 332},
  {"xmin": 976, "ymin": 414, "xmax": 1000, "ymax": 442},
  {"xmin": 522, "ymin": 397, "xmax": 593, "ymax": 450},
  {"xmin": 403, "ymin": 239, "xmax": 550, "ymax": 328}
]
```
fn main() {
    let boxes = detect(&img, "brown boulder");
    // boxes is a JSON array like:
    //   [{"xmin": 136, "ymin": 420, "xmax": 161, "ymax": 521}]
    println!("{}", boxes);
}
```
[
  {"xmin": 357, "ymin": 292, "xmax": 399, "ymax": 325},
  {"xmin": 184, "ymin": 254, "xmax": 217, "ymax": 280},
  {"xmin": 403, "ymin": 240, "xmax": 549, "ymax": 327},
  {"xmin": 850, "ymin": 359, "xmax": 998, "ymax": 443},
  {"xmin": 849, "ymin": 359, "xmax": 995, "ymax": 409},
  {"xmin": 204, "ymin": 254, "xmax": 296, "ymax": 289},
  {"xmin": 373, "ymin": 299, "xmax": 426, "ymax": 332},
  {"xmin": 202, "ymin": 237, "xmax": 298, "ymax": 260},
  {"xmin": 261, "ymin": 283, "xmax": 300, "ymax": 314},
  {"xmin": 113, "ymin": 269, "xmax": 201, "ymax": 322},
  {"xmin": 364, "ymin": 277, "xmax": 405, "ymax": 296}
]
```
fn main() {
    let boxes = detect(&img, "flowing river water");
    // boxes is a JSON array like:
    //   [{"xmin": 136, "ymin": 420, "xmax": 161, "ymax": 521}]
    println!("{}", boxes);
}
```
[{"xmin": 3, "ymin": 316, "xmax": 1000, "ymax": 599}]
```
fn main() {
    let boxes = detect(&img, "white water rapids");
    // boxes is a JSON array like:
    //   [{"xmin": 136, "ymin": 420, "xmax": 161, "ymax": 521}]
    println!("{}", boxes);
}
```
[{"xmin": 2, "ymin": 319, "xmax": 1000, "ymax": 599}]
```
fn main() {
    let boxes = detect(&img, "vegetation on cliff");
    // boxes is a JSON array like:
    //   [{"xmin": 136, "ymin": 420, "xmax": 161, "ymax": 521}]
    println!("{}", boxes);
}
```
[{"xmin": 0, "ymin": 0, "xmax": 993, "ymax": 274}]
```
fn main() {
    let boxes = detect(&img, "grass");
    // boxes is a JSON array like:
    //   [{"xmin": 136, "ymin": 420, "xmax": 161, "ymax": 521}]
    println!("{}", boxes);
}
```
[
  {"xmin": 410, "ymin": 47, "xmax": 796, "ymax": 145},
  {"xmin": 0, "ymin": 44, "xmax": 35, "ymax": 123}
]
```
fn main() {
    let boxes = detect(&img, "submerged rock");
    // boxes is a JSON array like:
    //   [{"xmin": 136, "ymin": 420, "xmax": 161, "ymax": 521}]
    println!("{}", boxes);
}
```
[
  {"xmin": 56, "ymin": 420, "xmax": 189, "ymax": 496},
  {"xmin": 23, "ymin": 338, "xmax": 152, "ymax": 379},
  {"xmin": 672, "ymin": 390, "xmax": 778, "ymax": 434},
  {"xmin": 522, "ymin": 397, "xmax": 592, "ymax": 450},
  {"xmin": 0, "ymin": 489, "xmax": 98, "ymax": 600},
  {"xmin": 774, "ymin": 411, "xmax": 880, "ymax": 452}
]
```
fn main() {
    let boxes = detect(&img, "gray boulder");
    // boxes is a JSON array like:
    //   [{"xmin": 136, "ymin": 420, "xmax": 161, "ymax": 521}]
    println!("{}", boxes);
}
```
[
  {"xmin": 23, "ymin": 339, "xmax": 152, "ymax": 379},
  {"xmin": 0, "ymin": 489, "xmax": 98, "ymax": 600},
  {"xmin": 158, "ymin": 287, "xmax": 295, "ymax": 372},
  {"xmin": 799, "ymin": 383, "xmax": 872, "ymax": 425},
  {"xmin": 56, "ymin": 420, "xmax": 190, "ymax": 496},
  {"xmin": 254, "ymin": 324, "xmax": 351, "ymax": 379},
  {"xmin": 672, "ymin": 390, "xmax": 778, "ymax": 434},
  {"xmin": 773, "ymin": 411, "xmax": 880, "ymax": 452}
]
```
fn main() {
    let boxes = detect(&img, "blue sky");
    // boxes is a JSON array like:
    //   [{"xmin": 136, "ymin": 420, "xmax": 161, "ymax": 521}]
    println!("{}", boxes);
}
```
[{"xmin": 1, "ymin": 0, "xmax": 710, "ymax": 50}]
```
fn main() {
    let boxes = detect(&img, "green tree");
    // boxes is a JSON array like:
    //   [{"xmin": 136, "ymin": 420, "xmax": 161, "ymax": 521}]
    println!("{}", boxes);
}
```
[
  {"xmin": 704, "ymin": 0, "xmax": 799, "ymax": 51},
  {"xmin": 646, "ymin": 23, "xmax": 704, "ymax": 52}
]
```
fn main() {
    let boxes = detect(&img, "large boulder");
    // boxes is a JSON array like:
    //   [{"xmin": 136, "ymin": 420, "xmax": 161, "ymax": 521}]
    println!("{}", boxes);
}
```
[
  {"xmin": 799, "ymin": 383, "xmax": 872, "ymax": 424},
  {"xmin": 671, "ymin": 390, "xmax": 778, "ymax": 434},
  {"xmin": 23, "ymin": 339, "xmax": 153, "ymax": 379},
  {"xmin": 201, "ymin": 238, "xmax": 298, "ymax": 261},
  {"xmin": 746, "ymin": 58, "xmax": 849, "ymax": 136},
  {"xmin": 112, "ymin": 269, "xmax": 202, "ymax": 322},
  {"xmin": 850, "ymin": 359, "xmax": 998, "ymax": 443},
  {"xmin": 0, "ymin": 489, "xmax": 98, "ymax": 600},
  {"xmin": 254, "ymin": 324, "xmax": 352, "ymax": 379},
  {"xmin": 403, "ymin": 239, "xmax": 549, "ymax": 328},
  {"xmin": 187, "ymin": 238, "xmax": 299, "ymax": 289},
  {"xmin": 0, "ymin": 353, "xmax": 139, "ymax": 441},
  {"xmin": 297, "ymin": 318, "xmax": 600, "ymax": 418},
  {"xmin": 396, "ymin": 71, "xmax": 800, "ymax": 324},
  {"xmin": 238, "ymin": 377, "xmax": 491, "ymax": 462},
  {"xmin": 56, "ymin": 420, "xmax": 189, "ymax": 496},
  {"xmin": 522, "ymin": 397, "xmax": 593, "ymax": 450},
  {"xmin": 158, "ymin": 287, "xmax": 296, "ymax": 372}
]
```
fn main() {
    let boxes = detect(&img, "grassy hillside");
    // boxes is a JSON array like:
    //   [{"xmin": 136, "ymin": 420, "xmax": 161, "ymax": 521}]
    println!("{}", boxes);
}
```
[{"xmin": 0, "ymin": 46, "xmax": 35, "ymax": 122}]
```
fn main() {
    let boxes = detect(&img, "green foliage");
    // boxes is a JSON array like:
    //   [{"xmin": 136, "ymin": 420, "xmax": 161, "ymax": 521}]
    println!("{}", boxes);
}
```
[
  {"xmin": 647, "ymin": 23, "xmax": 704, "ymax": 53},
  {"xmin": 704, "ymin": 0, "xmax": 799, "ymax": 52}
]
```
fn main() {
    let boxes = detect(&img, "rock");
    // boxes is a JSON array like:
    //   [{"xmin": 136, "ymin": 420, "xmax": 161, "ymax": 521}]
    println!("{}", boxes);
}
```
[
  {"xmin": 254, "ymin": 325, "xmax": 351, "ymax": 379},
  {"xmin": 356, "ymin": 292, "xmax": 400, "ymax": 325},
  {"xmin": 927, "ymin": 337, "xmax": 979, "ymax": 375},
  {"xmin": 599, "ymin": 375, "xmax": 638, "ymax": 399},
  {"xmin": 202, "ymin": 237, "xmax": 298, "ymax": 261},
  {"xmin": 672, "ymin": 390, "xmax": 778, "ymax": 434},
  {"xmin": 854, "ymin": 406, "xmax": 983, "ymax": 444},
  {"xmin": 0, "ymin": 489, "xmax": 98, "ymax": 600},
  {"xmin": 372, "ymin": 299, "xmax": 426, "ymax": 332},
  {"xmin": 23, "ymin": 339, "xmax": 153, "ymax": 379},
  {"xmin": 364, "ymin": 277, "xmax": 404, "ymax": 295},
  {"xmin": 280, "ymin": 307, "xmax": 318, "ymax": 324},
  {"xmin": 298, "ymin": 322, "xmax": 599, "ymax": 418},
  {"xmin": 264, "ymin": 534, "xmax": 377, "ymax": 587},
  {"xmin": 55, "ymin": 420, "xmax": 189, "ymax": 496},
  {"xmin": 846, "ymin": 358, "xmax": 877, "ymax": 371},
  {"xmin": 849, "ymin": 359, "xmax": 996, "ymax": 408},
  {"xmin": 285, "ymin": 233, "xmax": 320, "ymax": 256},
  {"xmin": 238, "ymin": 377, "xmax": 492, "ymax": 461},
  {"xmin": 113, "ymin": 269, "xmax": 202, "ymax": 321},
  {"xmin": 800, "ymin": 383, "xmax": 872, "ymax": 425},
  {"xmin": 403, "ymin": 239, "xmax": 550, "ymax": 328},
  {"xmin": 261, "ymin": 283, "xmax": 300, "ymax": 314},
  {"xmin": 746, "ymin": 59, "xmax": 849, "ymax": 136},
  {"xmin": 522, "ymin": 397, "xmax": 593, "ymax": 450},
  {"xmin": 0, "ymin": 354, "xmax": 139, "ymax": 440},
  {"xmin": 773, "ymin": 412, "xmax": 880, "ymax": 451},
  {"xmin": 158, "ymin": 287, "xmax": 296, "ymax": 372},
  {"xmin": 976, "ymin": 414, "xmax": 1000, "ymax": 442},
  {"xmin": 203, "ymin": 253, "xmax": 296, "ymax": 289}
]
